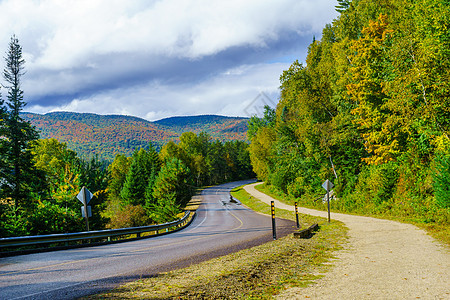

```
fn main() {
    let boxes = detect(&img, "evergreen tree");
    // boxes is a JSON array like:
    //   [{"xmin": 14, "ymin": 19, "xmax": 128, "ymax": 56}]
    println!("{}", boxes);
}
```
[
  {"xmin": 144, "ymin": 166, "xmax": 159, "ymax": 209},
  {"xmin": 1, "ymin": 35, "xmax": 40, "ymax": 210},
  {"xmin": 108, "ymin": 154, "xmax": 130, "ymax": 199},
  {"xmin": 206, "ymin": 140, "xmax": 226, "ymax": 184},
  {"xmin": 121, "ymin": 149, "xmax": 149, "ymax": 206},
  {"xmin": 121, "ymin": 144, "xmax": 160, "ymax": 206},
  {"xmin": 335, "ymin": 0, "xmax": 351, "ymax": 13},
  {"xmin": 0, "ymin": 86, "xmax": 6, "ymax": 200},
  {"xmin": 247, "ymin": 105, "xmax": 276, "ymax": 140},
  {"xmin": 151, "ymin": 157, "xmax": 193, "ymax": 222}
]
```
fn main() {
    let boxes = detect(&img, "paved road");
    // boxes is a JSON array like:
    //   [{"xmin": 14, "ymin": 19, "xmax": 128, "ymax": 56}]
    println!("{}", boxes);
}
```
[{"xmin": 0, "ymin": 180, "xmax": 295, "ymax": 299}]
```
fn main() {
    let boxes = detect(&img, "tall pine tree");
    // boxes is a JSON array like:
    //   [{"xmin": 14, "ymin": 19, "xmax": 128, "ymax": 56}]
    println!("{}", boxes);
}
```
[
  {"xmin": 0, "ymin": 82, "xmax": 6, "ymax": 200},
  {"xmin": 121, "ymin": 144, "xmax": 160, "ymax": 207},
  {"xmin": 1, "ymin": 35, "xmax": 40, "ymax": 210}
]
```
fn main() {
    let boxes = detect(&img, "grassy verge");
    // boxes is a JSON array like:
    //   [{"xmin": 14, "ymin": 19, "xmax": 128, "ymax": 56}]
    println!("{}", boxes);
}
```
[
  {"xmin": 255, "ymin": 183, "xmax": 449, "ymax": 246},
  {"xmin": 183, "ymin": 189, "xmax": 204, "ymax": 212},
  {"xmin": 84, "ymin": 185, "xmax": 347, "ymax": 300}
]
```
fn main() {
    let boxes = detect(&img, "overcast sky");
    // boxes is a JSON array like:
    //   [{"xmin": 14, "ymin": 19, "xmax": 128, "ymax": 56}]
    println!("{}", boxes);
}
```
[{"xmin": 0, "ymin": 0, "xmax": 338, "ymax": 121}]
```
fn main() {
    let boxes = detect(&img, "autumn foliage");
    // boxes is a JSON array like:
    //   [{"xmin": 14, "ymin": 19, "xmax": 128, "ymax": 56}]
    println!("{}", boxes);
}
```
[{"xmin": 248, "ymin": 0, "xmax": 449, "ymax": 228}]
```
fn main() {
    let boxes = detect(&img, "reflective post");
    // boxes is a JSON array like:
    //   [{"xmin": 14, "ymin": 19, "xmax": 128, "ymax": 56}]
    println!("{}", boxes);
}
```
[
  {"xmin": 295, "ymin": 202, "xmax": 299, "ymax": 228},
  {"xmin": 271, "ymin": 201, "xmax": 276, "ymax": 240},
  {"xmin": 327, "ymin": 181, "xmax": 331, "ymax": 223}
]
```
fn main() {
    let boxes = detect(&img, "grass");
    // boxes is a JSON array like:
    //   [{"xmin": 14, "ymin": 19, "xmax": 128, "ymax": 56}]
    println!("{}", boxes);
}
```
[
  {"xmin": 84, "ymin": 185, "xmax": 347, "ymax": 300},
  {"xmin": 182, "ymin": 190, "xmax": 203, "ymax": 212}
]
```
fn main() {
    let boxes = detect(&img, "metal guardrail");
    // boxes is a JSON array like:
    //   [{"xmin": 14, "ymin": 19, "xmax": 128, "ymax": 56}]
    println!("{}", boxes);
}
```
[{"xmin": 0, "ymin": 211, "xmax": 194, "ymax": 249}]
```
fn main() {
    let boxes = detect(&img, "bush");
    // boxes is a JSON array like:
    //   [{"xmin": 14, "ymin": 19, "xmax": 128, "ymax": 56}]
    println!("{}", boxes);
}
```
[
  {"xmin": 27, "ymin": 201, "xmax": 84, "ymax": 235},
  {"xmin": 0, "ymin": 204, "xmax": 28, "ymax": 237},
  {"xmin": 107, "ymin": 204, "xmax": 150, "ymax": 229},
  {"xmin": 433, "ymin": 154, "xmax": 450, "ymax": 209}
]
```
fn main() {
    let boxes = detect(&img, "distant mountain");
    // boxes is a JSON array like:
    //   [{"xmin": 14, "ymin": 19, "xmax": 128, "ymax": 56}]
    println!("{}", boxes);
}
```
[
  {"xmin": 155, "ymin": 115, "xmax": 248, "ymax": 134},
  {"xmin": 21, "ymin": 112, "xmax": 249, "ymax": 161}
]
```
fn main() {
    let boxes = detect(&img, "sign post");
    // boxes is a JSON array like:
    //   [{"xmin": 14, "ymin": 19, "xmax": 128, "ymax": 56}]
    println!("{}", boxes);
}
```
[
  {"xmin": 77, "ymin": 186, "xmax": 93, "ymax": 231},
  {"xmin": 322, "ymin": 179, "xmax": 334, "ymax": 223}
]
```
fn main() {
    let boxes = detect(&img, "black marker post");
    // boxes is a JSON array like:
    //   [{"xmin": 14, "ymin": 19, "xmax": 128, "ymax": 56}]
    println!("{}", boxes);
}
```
[{"xmin": 271, "ymin": 201, "xmax": 276, "ymax": 240}]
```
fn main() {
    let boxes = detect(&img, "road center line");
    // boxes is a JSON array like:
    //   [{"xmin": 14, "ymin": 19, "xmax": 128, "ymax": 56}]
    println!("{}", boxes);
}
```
[{"xmin": 0, "ymin": 187, "xmax": 246, "ymax": 277}]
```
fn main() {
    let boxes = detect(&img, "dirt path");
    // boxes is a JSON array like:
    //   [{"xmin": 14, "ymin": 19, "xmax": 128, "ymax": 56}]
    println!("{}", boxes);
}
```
[{"xmin": 244, "ymin": 183, "xmax": 450, "ymax": 300}]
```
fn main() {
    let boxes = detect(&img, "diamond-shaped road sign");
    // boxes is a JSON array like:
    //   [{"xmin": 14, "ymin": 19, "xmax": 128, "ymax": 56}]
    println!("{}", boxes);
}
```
[
  {"xmin": 322, "ymin": 179, "xmax": 334, "ymax": 191},
  {"xmin": 77, "ymin": 186, "xmax": 93, "ymax": 205}
]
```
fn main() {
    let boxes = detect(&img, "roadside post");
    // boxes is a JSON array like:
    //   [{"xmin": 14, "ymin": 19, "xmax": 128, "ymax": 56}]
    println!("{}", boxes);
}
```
[
  {"xmin": 271, "ymin": 201, "xmax": 276, "ymax": 240},
  {"xmin": 295, "ymin": 202, "xmax": 299, "ymax": 228},
  {"xmin": 77, "ymin": 186, "xmax": 93, "ymax": 231},
  {"xmin": 322, "ymin": 180, "xmax": 334, "ymax": 223}
]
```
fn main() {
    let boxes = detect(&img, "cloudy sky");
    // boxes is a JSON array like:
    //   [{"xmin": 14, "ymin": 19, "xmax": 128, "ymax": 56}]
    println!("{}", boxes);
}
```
[{"xmin": 0, "ymin": 0, "xmax": 338, "ymax": 121}]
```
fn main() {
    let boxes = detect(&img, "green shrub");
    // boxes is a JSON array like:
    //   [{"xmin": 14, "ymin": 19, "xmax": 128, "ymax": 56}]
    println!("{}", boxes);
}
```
[
  {"xmin": 433, "ymin": 154, "xmax": 450, "ymax": 209},
  {"xmin": 107, "ymin": 204, "xmax": 150, "ymax": 228},
  {"xmin": 0, "ymin": 204, "xmax": 28, "ymax": 237},
  {"xmin": 27, "ymin": 201, "xmax": 83, "ymax": 235}
]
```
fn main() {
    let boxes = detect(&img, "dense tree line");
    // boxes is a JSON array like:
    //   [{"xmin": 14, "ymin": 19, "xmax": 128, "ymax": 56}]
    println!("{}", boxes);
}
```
[
  {"xmin": 0, "ymin": 36, "xmax": 110, "ymax": 237},
  {"xmin": 1, "ymin": 136, "xmax": 109, "ymax": 236},
  {"xmin": 106, "ymin": 132, "xmax": 254, "ymax": 228},
  {"xmin": 249, "ymin": 0, "xmax": 449, "ymax": 226}
]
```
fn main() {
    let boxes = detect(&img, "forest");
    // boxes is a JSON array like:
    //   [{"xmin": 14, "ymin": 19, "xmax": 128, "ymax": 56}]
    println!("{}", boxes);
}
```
[
  {"xmin": 0, "ymin": 37, "xmax": 254, "ymax": 237},
  {"xmin": 21, "ymin": 112, "xmax": 249, "ymax": 162},
  {"xmin": 248, "ymin": 0, "xmax": 449, "ymax": 232},
  {"xmin": 0, "ymin": 133, "xmax": 254, "ymax": 237}
]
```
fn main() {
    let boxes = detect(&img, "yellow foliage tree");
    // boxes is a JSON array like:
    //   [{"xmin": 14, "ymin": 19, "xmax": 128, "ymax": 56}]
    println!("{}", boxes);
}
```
[
  {"xmin": 248, "ymin": 127, "xmax": 276, "ymax": 181},
  {"xmin": 347, "ymin": 14, "xmax": 401, "ymax": 165}
]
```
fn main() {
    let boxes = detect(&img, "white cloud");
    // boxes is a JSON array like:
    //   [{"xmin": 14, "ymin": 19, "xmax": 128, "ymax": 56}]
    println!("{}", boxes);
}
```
[
  {"xmin": 0, "ymin": 0, "xmax": 336, "ymax": 63},
  {"xmin": 0, "ymin": 0, "xmax": 338, "ymax": 118},
  {"xmin": 29, "ymin": 62, "xmax": 288, "ymax": 120}
]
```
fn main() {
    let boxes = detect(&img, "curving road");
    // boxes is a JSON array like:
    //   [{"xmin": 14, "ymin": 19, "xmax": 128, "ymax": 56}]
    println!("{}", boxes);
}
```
[{"xmin": 0, "ymin": 180, "xmax": 295, "ymax": 299}]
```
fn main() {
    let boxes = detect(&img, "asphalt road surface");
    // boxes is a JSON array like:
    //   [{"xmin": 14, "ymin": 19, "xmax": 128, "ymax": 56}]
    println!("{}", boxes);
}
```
[{"xmin": 0, "ymin": 180, "xmax": 295, "ymax": 299}]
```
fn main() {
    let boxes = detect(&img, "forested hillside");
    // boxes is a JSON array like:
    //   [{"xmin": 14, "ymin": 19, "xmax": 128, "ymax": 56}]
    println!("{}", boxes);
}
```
[
  {"xmin": 22, "ymin": 112, "xmax": 248, "ymax": 161},
  {"xmin": 248, "ymin": 0, "xmax": 449, "ymax": 233},
  {"xmin": 155, "ymin": 115, "xmax": 248, "ymax": 135}
]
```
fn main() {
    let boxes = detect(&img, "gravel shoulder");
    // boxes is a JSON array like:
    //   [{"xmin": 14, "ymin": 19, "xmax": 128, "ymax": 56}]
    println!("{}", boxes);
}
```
[{"xmin": 244, "ymin": 182, "xmax": 450, "ymax": 300}]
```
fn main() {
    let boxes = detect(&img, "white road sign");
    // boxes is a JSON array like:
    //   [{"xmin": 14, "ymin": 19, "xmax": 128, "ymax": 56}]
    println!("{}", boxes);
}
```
[
  {"xmin": 81, "ymin": 206, "xmax": 92, "ymax": 218},
  {"xmin": 77, "ymin": 186, "xmax": 93, "ymax": 205},
  {"xmin": 322, "ymin": 179, "xmax": 334, "ymax": 191}
]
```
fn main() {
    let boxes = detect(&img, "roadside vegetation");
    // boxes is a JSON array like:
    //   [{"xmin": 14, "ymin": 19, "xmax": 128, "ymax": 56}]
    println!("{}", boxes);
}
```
[
  {"xmin": 247, "ymin": 0, "xmax": 449, "ymax": 246},
  {"xmin": 255, "ymin": 183, "xmax": 449, "ymax": 245},
  {"xmin": 84, "ymin": 185, "xmax": 347, "ymax": 299}
]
